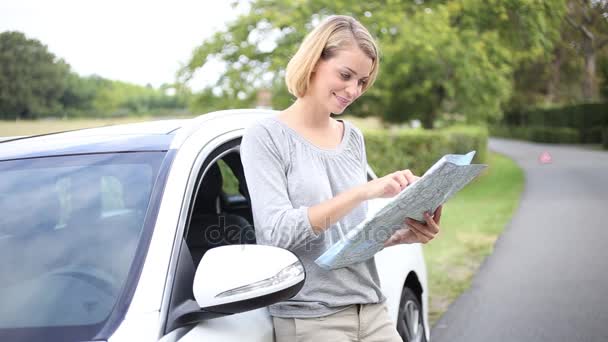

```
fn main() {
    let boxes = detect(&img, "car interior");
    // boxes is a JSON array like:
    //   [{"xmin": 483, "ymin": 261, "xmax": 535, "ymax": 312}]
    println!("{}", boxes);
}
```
[
  {"xmin": 166, "ymin": 142, "xmax": 261, "ymax": 333},
  {"xmin": 185, "ymin": 148, "xmax": 256, "ymax": 268}
]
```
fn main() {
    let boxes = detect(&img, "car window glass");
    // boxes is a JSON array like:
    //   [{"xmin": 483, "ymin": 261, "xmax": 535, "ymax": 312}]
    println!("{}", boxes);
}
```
[
  {"xmin": 218, "ymin": 159, "xmax": 239, "ymax": 196},
  {"xmin": 0, "ymin": 152, "xmax": 164, "ymax": 333},
  {"xmin": 101, "ymin": 175, "xmax": 126, "ymax": 215}
]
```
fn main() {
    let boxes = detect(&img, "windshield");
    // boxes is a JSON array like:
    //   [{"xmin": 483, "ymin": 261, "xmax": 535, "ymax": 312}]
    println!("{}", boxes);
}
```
[{"xmin": 0, "ymin": 151, "xmax": 166, "ymax": 339}]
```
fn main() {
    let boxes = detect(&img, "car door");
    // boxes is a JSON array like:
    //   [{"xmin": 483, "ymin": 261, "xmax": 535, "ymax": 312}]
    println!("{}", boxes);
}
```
[{"xmin": 160, "ymin": 130, "xmax": 274, "ymax": 342}]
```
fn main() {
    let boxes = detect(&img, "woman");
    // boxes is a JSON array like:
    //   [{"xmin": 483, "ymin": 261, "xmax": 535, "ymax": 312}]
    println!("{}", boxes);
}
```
[{"xmin": 240, "ymin": 14, "xmax": 442, "ymax": 342}]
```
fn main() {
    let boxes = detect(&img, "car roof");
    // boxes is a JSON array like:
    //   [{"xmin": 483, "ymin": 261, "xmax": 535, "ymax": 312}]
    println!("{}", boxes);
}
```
[
  {"xmin": 0, "ymin": 110, "xmax": 276, "ymax": 161},
  {"xmin": 0, "ymin": 119, "xmax": 188, "ymax": 161}
]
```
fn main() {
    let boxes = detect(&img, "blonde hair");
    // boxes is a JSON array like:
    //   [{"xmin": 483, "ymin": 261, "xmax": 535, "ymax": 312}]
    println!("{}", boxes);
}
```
[{"xmin": 285, "ymin": 15, "xmax": 380, "ymax": 98}]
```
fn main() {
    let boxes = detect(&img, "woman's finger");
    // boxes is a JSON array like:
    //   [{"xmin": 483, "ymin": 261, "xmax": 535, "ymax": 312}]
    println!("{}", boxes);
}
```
[
  {"xmin": 392, "ymin": 172, "xmax": 409, "ymax": 189},
  {"xmin": 423, "ymin": 212, "xmax": 440, "ymax": 234},
  {"xmin": 385, "ymin": 228, "xmax": 409, "ymax": 247},
  {"xmin": 401, "ymin": 169, "xmax": 418, "ymax": 185},
  {"xmin": 410, "ymin": 217, "xmax": 437, "ymax": 237},
  {"xmin": 389, "ymin": 179, "xmax": 402, "ymax": 195},
  {"xmin": 433, "ymin": 205, "xmax": 443, "ymax": 225},
  {"xmin": 408, "ymin": 220, "xmax": 434, "ymax": 240},
  {"xmin": 408, "ymin": 225, "xmax": 429, "ymax": 244}
]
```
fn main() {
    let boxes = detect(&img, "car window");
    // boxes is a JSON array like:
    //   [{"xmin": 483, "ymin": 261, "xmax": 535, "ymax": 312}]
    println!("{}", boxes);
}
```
[
  {"xmin": 218, "ymin": 158, "xmax": 240, "ymax": 195},
  {"xmin": 0, "ymin": 151, "xmax": 165, "ymax": 339},
  {"xmin": 101, "ymin": 175, "xmax": 127, "ymax": 215}
]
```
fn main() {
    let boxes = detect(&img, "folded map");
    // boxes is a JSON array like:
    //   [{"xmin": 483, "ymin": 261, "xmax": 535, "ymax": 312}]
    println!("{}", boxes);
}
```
[{"xmin": 315, "ymin": 151, "xmax": 488, "ymax": 270}]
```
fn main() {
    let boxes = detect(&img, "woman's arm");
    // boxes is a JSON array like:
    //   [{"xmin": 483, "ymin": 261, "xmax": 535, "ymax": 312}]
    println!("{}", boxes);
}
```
[
  {"xmin": 307, "ymin": 184, "xmax": 368, "ymax": 235},
  {"xmin": 307, "ymin": 169, "xmax": 416, "ymax": 234}
]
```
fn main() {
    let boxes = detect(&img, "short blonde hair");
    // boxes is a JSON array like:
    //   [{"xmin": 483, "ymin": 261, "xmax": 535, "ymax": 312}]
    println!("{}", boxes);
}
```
[{"xmin": 285, "ymin": 15, "xmax": 380, "ymax": 98}]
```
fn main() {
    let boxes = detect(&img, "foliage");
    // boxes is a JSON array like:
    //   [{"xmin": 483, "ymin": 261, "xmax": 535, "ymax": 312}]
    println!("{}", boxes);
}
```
[
  {"xmin": 501, "ymin": 102, "xmax": 608, "ymax": 143},
  {"xmin": 528, "ymin": 126, "xmax": 580, "ymax": 143},
  {"xmin": 490, "ymin": 125, "xmax": 581, "ymax": 143},
  {"xmin": 0, "ymin": 31, "xmax": 70, "ymax": 119},
  {"xmin": 181, "ymin": 0, "xmax": 567, "ymax": 128},
  {"xmin": 600, "ymin": 55, "xmax": 608, "ymax": 99},
  {"xmin": 563, "ymin": 0, "xmax": 608, "ymax": 100},
  {"xmin": 376, "ymin": 4, "xmax": 513, "ymax": 128},
  {"xmin": 88, "ymin": 79, "xmax": 190, "ymax": 118},
  {"xmin": 508, "ymin": 0, "xmax": 608, "ymax": 108},
  {"xmin": 362, "ymin": 125, "xmax": 488, "ymax": 178}
]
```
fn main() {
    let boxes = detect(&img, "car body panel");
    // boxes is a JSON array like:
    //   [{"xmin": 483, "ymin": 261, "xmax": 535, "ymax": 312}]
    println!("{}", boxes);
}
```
[
  {"xmin": 0, "ymin": 134, "xmax": 175, "ymax": 161},
  {"xmin": 1, "ymin": 109, "xmax": 429, "ymax": 341},
  {"xmin": 177, "ymin": 308, "xmax": 273, "ymax": 342},
  {"xmin": 368, "ymin": 197, "xmax": 430, "ymax": 338}
]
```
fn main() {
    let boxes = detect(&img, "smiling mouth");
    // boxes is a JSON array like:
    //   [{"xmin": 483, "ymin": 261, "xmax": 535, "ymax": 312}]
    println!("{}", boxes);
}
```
[{"xmin": 334, "ymin": 94, "xmax": 350, "ymax": 107}]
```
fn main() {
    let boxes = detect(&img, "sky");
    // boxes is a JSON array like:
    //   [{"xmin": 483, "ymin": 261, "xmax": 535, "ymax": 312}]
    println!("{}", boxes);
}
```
[{"xmin": 0, "ymin": 0, "xmax": 242, "ymax": 90}]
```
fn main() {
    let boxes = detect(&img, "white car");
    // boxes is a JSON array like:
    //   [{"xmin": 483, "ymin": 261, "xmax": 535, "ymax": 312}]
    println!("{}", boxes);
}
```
[{"xmin": 0, "ymin": 109, "xmax": 429, "ymax": 342}]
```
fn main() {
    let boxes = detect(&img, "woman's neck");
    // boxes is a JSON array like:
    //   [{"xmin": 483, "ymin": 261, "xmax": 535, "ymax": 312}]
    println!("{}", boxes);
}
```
[{"xmin": 284, "ymin": 96, "xmax": 333, "ymax": 130}]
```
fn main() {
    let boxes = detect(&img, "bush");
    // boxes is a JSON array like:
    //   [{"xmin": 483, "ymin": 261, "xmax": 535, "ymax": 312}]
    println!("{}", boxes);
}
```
[
  {"xmin": 586, "ymin": 126, "xmax": 605, "ymax": 144},
  {"xmin": 362, "ymin": 126, "xmax": 487, "ymax": 178},
  {"xmin": 603, "ymin": 127, "xmax": 608, "ymax": 150},
  {"xmin": 490, "ymin": 125, "xmax": 579, "ymax": 144},
  {"xmin": 503, "ymin": 103, "xmax": 608, "ymax": 143},
  {"xmin": 528, "ymin": 127, "xmax": 579, "ymax": 144},
  {"xmin": 489, "ymin": 125, "xmax": 531, "ymax": 140}
]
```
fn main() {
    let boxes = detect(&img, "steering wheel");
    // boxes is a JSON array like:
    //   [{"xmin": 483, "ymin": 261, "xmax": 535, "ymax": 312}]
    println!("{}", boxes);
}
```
[{"xmin": 47, "ymin": 265, "xmax": 122, "ymax": 296}]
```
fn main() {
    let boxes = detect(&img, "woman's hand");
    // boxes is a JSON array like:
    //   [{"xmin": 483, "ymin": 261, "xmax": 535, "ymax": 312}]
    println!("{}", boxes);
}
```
[
  {"xmin": 384, "ymin": 205, "xmax": 443, "ymax": 247},
  {"xmin": 362, "ymin": 169, "xmax": 420, "ymax": 200}
]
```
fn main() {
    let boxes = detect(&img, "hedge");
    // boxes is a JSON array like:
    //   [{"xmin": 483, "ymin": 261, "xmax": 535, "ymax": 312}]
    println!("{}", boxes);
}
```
[
  {"xmin": 362, "ymin": 126, "xmax": 488, "ymax": 178},
  {"xmin": 503, "ymin": 103, "xmax": 608, "ymax": 143},
  {"xmin": 490, "ymin": 125, "xmax": 580, "ymax": 144}
]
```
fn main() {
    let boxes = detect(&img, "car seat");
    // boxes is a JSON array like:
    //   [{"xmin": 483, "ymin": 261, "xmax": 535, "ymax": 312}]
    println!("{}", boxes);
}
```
[{"xmin": 187, "ymin": 162, "xmax": 256, "ymax": 267}]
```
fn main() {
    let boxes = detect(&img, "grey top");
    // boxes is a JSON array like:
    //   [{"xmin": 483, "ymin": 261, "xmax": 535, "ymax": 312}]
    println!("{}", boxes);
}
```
[{"xmin": 240, "ymin": 115, "xmax": 385, "ymax": 318}]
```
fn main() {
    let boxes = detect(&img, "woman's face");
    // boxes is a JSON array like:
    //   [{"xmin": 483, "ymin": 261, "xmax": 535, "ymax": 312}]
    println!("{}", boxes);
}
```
[{"xmin": 308, "ymin": 45, "xmax": 373, "ymax": 115}]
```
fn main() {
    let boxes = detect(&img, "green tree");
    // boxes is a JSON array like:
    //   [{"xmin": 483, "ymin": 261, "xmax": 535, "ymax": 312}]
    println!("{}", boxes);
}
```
[
  {"xmin": 506, "ymin": 0, "xmax": 608, "ymax": 108},
  {"xmin": 600, "ymin": 55, "xmax": 608, "ymax": 99},
  {"xmin": 374, "ymin": 4, "xmax": 514, "ymax": 127},
  {"xmin": 181, "ymin": 0, "xmax": 566, "ymax": 128},
  {"xmin": 563, "ymin": 0, "xmax": 608, "ymax": 101},
  {"xmin": 83, "ymin": 78, "xmax": 190, "ymax": 117},
  {"xmin": 60, "ymin": 73, "xmax": 102, "ymax": 115},
  {"xmin": 0, "ymin": 31, "xmax": 70, "ymax": 119}
]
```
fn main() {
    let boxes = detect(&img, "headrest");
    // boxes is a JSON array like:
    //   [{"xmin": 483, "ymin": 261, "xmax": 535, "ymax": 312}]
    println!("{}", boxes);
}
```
[
  {"xmin": 66, "ymin": 171, "xmax": 102, "ymax": 227},
  {"xmin": 0, "ymin": 190, "xmax": 61, "ymax": 236},
  {"xmin": 194, "ymin": 163, "xmax": 223, "ymax": 214},
  {"xmin": 121, "ymin": 174, "xmax": 152, "ymax": 210}
]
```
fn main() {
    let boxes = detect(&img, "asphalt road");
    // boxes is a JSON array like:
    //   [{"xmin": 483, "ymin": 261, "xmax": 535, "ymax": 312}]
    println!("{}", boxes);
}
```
[{"xmin": 430, "ymin": 138, "xmax": 608, "ymax": 342}]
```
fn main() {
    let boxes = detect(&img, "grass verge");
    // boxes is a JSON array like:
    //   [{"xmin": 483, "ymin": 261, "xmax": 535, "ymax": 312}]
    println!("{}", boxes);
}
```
[{"xmin": 423, "ymin": 151, "xmax": 524, "ymax": 326}]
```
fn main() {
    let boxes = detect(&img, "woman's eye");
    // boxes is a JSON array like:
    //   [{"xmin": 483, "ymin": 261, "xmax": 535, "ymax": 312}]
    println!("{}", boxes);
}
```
[
  {"xmin": 359, "ymin": 79, "xmax": 368, "ymax": 86},
  {"xmin": 340, "ymin": 72, "xmax": 350, "ymax": 80}
]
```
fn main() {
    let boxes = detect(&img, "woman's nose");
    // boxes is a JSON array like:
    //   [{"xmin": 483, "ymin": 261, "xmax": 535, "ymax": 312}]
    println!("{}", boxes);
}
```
[{"xmin": 345, "ymin": 80, "xmax": 361, "ymax": 99}]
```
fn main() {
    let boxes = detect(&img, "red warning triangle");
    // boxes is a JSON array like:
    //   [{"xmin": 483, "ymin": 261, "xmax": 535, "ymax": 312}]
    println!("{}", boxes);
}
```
[{"xmin": 539, "ymin": 151, "xmax": 552, "ymax": 164}]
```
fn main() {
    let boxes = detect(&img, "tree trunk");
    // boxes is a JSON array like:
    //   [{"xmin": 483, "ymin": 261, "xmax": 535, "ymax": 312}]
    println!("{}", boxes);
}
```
[
  {"xmin": 422, "ymin": 86, "xmax": 445, "ymax": 129},
  {"xmin": 422, "ymin": 110, "xmax": 436, "ymax": 129},
  {"xmin": 546, "ymin": 47, "xmax": 562, "ymax": 103},
  {"xmin": 582, "ymin": 37, "xmax": 598, "ymax": 101}
]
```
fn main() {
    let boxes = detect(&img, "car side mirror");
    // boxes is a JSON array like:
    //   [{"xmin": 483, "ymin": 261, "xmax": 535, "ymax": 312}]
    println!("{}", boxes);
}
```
[
  {"xmin": 167, "ymin": 244, "xmax": 305, "ymax": 331},
  {"xmin": 194, "ymin": 244, "xmax": 305, "ymax": 313}
]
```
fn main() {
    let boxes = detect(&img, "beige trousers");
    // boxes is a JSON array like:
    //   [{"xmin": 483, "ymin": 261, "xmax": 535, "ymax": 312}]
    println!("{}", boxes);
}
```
[{"xmin": 272, "ymin": 303, "xmax": 402, "ymax": 342}]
